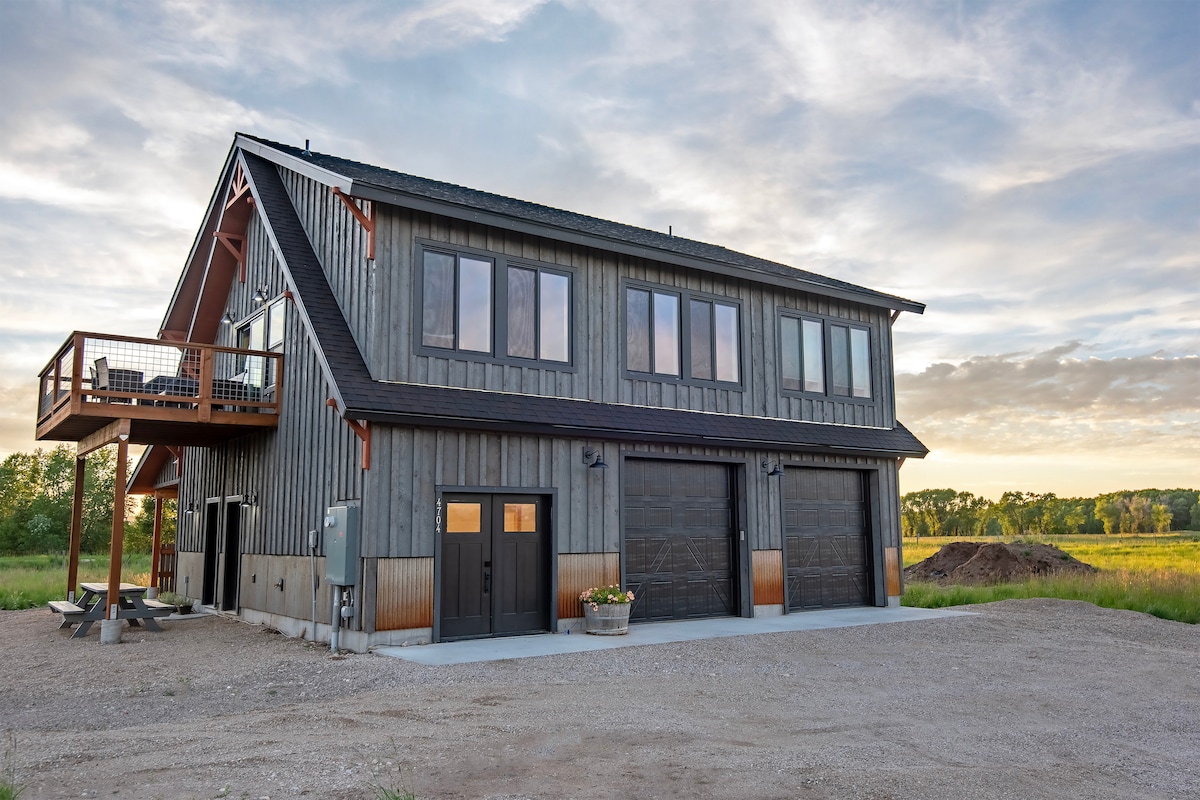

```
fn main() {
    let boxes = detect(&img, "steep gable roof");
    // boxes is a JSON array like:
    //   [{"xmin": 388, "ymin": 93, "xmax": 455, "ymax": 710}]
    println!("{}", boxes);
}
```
[{"xmin": 236, "ymin": 133, "xmax": 925, "ymax": 315}]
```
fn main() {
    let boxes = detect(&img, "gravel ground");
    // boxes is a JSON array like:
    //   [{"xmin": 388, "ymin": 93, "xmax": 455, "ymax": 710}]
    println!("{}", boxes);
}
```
[{"xmin": 2, "ymin": 599, "xmax": 1197, "ymax": 800}]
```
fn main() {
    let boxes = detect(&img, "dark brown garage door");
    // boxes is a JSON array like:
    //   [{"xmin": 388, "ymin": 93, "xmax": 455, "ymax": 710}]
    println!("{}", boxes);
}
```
[
  {"xmin": 783, "ymin": 467, "xmax": 872, "ymax": 610},
  {"xmin": 624, "ymin": 459, "xmax": 737, "ymax": 622}
]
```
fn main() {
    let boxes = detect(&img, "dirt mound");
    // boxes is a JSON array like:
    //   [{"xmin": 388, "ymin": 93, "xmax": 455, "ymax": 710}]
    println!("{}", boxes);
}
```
[{"xmin": 904, "ymin": 541, "xmax": 1097, "ymax": 585}]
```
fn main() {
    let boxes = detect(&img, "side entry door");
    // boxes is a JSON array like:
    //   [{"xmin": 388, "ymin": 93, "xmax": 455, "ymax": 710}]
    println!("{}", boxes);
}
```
[{"xmin": 440, "ymin": 494, "xmax": 549, "ymax": 641}]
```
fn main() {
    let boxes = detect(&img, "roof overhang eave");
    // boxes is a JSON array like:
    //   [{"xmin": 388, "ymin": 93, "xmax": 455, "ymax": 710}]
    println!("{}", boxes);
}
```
[{"xmin": 342, "ymin": 406, "xmax": 929, "ymax": 459}]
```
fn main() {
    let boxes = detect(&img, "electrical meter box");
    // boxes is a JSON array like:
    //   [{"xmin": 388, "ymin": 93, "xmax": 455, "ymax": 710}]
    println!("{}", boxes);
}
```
[{"xmin": 323, "ymin": 503, "xmax": 359, "ymax": 586}]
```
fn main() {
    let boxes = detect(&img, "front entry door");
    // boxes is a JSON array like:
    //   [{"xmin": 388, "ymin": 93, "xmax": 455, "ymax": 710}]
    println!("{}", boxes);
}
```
[{"xmin": 440, "ymin": 494, "xmax": 550, "ymax": 641}]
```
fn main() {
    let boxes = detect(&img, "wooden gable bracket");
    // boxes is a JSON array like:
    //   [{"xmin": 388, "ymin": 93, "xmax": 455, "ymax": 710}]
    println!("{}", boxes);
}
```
[
  {"xmin": 332, "ymin": 188, "xmax": 376, "ymax": 260},
  {"xmin": 225, "ymin": 163, "xmax": 251, "ymax": 211},
  {"xmin": 326, "ymin": 397, "xmax": 371, "ymax": 470},
  {"xmin": 166, "ymin": 445, "xmax": 184, "ymax": 477},
  {"xmin": 214, "ymin": 232, "xmax": 247, "ymax": 283}
]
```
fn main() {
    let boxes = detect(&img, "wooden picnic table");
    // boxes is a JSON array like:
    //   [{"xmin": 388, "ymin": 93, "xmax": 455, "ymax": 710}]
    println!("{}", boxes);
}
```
[{"xmin": 49, "ymin": 582, "xmax": 173, "ymax": 639}]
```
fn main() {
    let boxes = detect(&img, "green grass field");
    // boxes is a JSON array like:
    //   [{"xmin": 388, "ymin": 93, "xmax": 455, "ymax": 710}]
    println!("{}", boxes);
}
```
[
  {"xmin": 901, "ymin": 533, "xmax": 1200, "ymax": 623},
  {"xmin": 0, "ymin": 553, "xmax": 154, "ymax": 611}
]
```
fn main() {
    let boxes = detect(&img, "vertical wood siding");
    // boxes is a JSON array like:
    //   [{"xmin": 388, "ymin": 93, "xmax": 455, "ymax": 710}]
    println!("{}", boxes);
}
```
[
  {"xmin": 751, "ymin": 549, "xmax": 785, "ymax": 606},
  {"xmin": 277, "ymin": 170, "xmax": 897, "ymax": 430},
  {"xmin": 557, "ymin": 552, "xmax": 620, "ymax": 619},
  {"xmin": 375, "ymin": 557, "xmax": 434, "ymax": 630},
  {"xmin": 884, "ymin": 546, "xmax": 901, "ymax": 597}
]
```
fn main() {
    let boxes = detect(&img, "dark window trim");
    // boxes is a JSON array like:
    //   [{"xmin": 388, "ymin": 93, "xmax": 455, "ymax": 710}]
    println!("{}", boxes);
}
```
[
  {"xmin": 620, "ymin": 279, "xmax": 745, "ymax": 390},
  {"xmin": 413, "ymin": 239, "xmax": 577, "ymax": 371},
  {"xmin": 777, "ymin": 309, "xmax": 878, "ymax": 406}
]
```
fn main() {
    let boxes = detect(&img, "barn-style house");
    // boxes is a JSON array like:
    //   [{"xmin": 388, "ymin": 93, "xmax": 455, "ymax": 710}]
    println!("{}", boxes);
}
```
[{"xmin": 37, "ymin": 133, "xmax": 927, "ymax": 650}]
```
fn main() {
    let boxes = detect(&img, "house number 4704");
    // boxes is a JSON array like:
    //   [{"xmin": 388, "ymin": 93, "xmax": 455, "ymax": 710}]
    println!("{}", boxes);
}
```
[{"xmin": 435, "ymin": 497, "xmax": 442, "ymax": 535}]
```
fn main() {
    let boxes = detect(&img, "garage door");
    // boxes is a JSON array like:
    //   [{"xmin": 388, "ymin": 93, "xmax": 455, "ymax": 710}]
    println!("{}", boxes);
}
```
[
  {"xmin": 624, "ymin": 459, "xmax": 737, "ymax": 622},
  {"xmin": 783, "ymin": 467, "xmax": 872, "ymax": 610}
]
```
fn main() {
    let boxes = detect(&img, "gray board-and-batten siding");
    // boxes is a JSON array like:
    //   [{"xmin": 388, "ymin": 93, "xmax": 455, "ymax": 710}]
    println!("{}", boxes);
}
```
[{"xmin": 278, "ymin": 167, "xmax": 899, "ymax": 429}]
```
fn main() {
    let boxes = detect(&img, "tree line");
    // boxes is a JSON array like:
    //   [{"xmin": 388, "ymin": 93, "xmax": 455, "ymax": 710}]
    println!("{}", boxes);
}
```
[
  {"xmin": 901, "ymin": 488, "xmax": 1200, "ymax": 539},
  {"xmin": 0, "ymin": 445, "xmax": 174, "ymax": 555}
]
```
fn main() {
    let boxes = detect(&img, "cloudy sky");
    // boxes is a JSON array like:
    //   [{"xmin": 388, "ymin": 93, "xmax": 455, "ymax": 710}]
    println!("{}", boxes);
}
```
[{"xmin": 1, "ymin": 0, "xmax": 1196, "ymax": 499}]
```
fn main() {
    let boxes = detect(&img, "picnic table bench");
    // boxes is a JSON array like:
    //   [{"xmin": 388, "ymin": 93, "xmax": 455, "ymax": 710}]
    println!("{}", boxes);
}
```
[{"xmin": 48, "ymin": 582, "xmax": 173, "ymax": 639}]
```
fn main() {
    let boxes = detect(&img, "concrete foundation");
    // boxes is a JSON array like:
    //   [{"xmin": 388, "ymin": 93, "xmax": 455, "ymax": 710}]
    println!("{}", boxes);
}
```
[{"xmin": 99, "ymin": 619, "xmax": 122, "ymax": 644}]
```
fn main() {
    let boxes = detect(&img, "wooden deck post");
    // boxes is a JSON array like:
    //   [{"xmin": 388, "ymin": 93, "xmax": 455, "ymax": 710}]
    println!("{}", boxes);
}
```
[
  {"xmin": 149, "ymin": 493, "xmax": 164, "ymax": 591},
  {"xmin": 106, "ymin": 439, "xmax": 129, "ymax": 620},
  {"xmin": 67, "ymin": 456, "xmax": 85, "ymax": 603}
]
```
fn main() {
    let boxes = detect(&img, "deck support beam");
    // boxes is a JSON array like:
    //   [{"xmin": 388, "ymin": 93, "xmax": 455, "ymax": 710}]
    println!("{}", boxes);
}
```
[
  {"xmin": 66, "ymin": 456, "xmax": 85, "ymax": 603},
  {"xmin": 106, "ymin": 438, "xmax": 129, "ymax": 620},
  {"xmin": 149, "ymin": 493, "xmax": 165, "ymax": 593}
]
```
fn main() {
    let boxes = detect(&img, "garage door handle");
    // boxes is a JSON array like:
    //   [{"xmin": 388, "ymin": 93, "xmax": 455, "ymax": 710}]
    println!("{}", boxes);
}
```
[{"xmin": 483, "ymin": 568, "xmax": 491, "ymax": 594}]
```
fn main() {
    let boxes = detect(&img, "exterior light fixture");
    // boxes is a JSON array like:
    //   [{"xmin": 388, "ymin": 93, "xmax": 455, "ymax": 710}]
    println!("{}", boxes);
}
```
[
  {"xmin": 240, "ymin": 493, "xmax": 258, "ymax": 508},
  {"xmin": 761, "ymin": 459, "xmax": 784, "ymax": 477},
  {"xmin": 183, "ymin": 502, "xmax": 197, "ymax": 515},
  {"xmin": 252, "ymin": 284, "xmax": 271, "ymax": 305},
  {"xmin": 221, "ymin": 311, "xmax": 236, "ymax": 326},
  {"xmin": 582, "ymin": 447, "xmax": 608, "ymax": 470}
]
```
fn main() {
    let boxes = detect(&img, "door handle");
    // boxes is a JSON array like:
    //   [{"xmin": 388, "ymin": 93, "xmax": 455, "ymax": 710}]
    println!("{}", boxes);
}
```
[{"xmin": 483, "ymin": 567, "xmax": 491, "ymax": 594}]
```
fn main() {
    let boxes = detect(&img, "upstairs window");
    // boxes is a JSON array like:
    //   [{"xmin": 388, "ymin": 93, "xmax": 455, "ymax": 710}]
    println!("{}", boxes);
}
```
[
  {"xmin": 625, "ymin": 284, "xmax": 741, "ymax": 386},
  {"xmin": 507, "ymin": 267, "xmax": 570, "ymax": 363},
  {"xmin": 832, "ymin": 324, "xmax": 872, "ymax": 399},
  {"xmin": 780, "ymin": 316, "xmax": 824, "ymax": 393},
  {"xmin": 418, "ymin": 244, "xmax": 572, "ymax": 366},
  {"xmin": 779, "ymin": 312, "xmax": 873, "ymax": 400},
  {"xmin": 236, "ymin": 298, "xmax": 286, "ymax": 389},
  {"xmin": 422, "ymin": 251, "xmax": 493, "ymax": 353}
]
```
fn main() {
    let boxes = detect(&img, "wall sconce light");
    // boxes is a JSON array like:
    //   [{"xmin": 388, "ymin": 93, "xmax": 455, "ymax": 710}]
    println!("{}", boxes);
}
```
[
  {"xmin": 252, "ymin": 283, "xmax": 271, "ymax": 305},
  {"xmin": 221, "ymin": 311, "xmax": 236, "ymax": 326},
  {"xmin": 183, "ymin": 502, "xmax": 197, "ymax": 515},
  {"xmin": 761, "ymin": 459, "xmax": 784, "ymax": 477},
  {"xmin": 240, "ymin": 493, "xmax": 258, "ymax": 508},
  {"xmin": 582, "ymin": 447, "xmax": 608, "ymax": 470}
]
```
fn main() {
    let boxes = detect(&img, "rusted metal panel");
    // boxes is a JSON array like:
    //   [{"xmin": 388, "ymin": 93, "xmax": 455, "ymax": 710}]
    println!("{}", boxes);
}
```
[
  {"xmin": 885, "ymin": 546, "xmax": 901, "ymax": 597},
  {"xmin": 375, "ymin": 557, "xmax": 434, "ymax": 630},
  {"xmin": 752, "ymin": 549, "xmax": 784, "ymax": 605},
  {"xmin": 557, "ymin": 552, "xmax": 619, "ymax": 619}
]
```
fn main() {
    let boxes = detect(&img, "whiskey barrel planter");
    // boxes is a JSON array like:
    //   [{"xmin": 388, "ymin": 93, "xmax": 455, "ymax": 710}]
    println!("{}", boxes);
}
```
[{"xmin": 583, "ymin": 603, "xmax": 631, "ymax": 635}]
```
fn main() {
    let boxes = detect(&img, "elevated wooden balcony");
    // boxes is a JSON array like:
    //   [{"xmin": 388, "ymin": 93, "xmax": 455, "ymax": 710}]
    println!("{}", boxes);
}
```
[{"xmin": 37, "ymin": 332, "xmax": 282, "ymax": 449}]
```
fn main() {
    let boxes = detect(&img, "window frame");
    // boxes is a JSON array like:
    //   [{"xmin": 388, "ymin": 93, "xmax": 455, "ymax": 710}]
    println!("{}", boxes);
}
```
[
  {"xmin": 234, "ymin": 298, "xmax": 286, "ymax": 391},
  {"xmin": 777, "ymin": 309, "xmax": 877, "ymax": 404},
  {"xmin": 413, "ymin": 240, "xmax": 576, "ymax": 370},
  {"xmin": 621, "ymin": 279, "xmax": 745, "ymax": 389}
]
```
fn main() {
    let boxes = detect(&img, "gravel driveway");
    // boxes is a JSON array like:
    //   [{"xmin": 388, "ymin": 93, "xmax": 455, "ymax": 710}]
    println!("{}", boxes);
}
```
[{"xmin": 2, "ymin": 599, "xmax": 1197, "ymax": 799}]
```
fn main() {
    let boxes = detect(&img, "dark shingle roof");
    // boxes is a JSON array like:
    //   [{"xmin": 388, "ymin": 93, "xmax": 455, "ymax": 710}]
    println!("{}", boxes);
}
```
[
  {"xmin": 243, "ymin": 143, "xmax": 927, "ymax": 459},
  {"xmin": 237, "ymin": 133, "xmax": 924, "ymax": 314}
]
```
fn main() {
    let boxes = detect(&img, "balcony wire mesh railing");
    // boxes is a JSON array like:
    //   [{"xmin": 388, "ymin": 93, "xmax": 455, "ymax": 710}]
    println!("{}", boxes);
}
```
[{"xmin": 38, "ymin": 333, "xmax": 280, "ymax": 421}]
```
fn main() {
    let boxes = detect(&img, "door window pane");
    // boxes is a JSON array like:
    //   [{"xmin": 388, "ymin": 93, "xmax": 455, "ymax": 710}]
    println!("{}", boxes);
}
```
[
  {"xmin": 802, "ymin": 319, "xmax": 824, "ymax": 393},
  {"xmin": 503, "ymin": 503, "xmax": 537, "ymax": 533},
  {"xmin": 458, "ymin": 257, "xmax": 492, "ymax": 353},
  {"xmin": 507, "ymin": 267, "xmax": 536, "ymax": 359},
  {"xmin": 850, "ymin": 328, "xmax": 871, "ymax": 398},
  {"xmin": 781, "ymin": 316, "xmax": 801, "ymax": 391},
  {"xmin": 714, "ymin": 303, "xmax": 739, "ymax": 383},
  {"xmin": 831, "ymin": 325, "xmax": 850, "ymax": 396},
  {"xmin": 653, "ymin": 292, "xmax": 680, "ymax": 376},
  {"xmin": 539, "ymin": 272, "xmax": 570, "ymax": 362},
  {"xmin": 627, "ymin": 288, "xmax": 650, "ymax": 372},
  {"xmin": 446, "ymin": 503, "xmax": 481, "ymax": 533},
  {"xmin": 422, "ymin": 251, "xmax": 456, "ymax": 349},
  {"xmin": 690, "ymin": 299, "xmax": 712, "ymax": 380}
]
